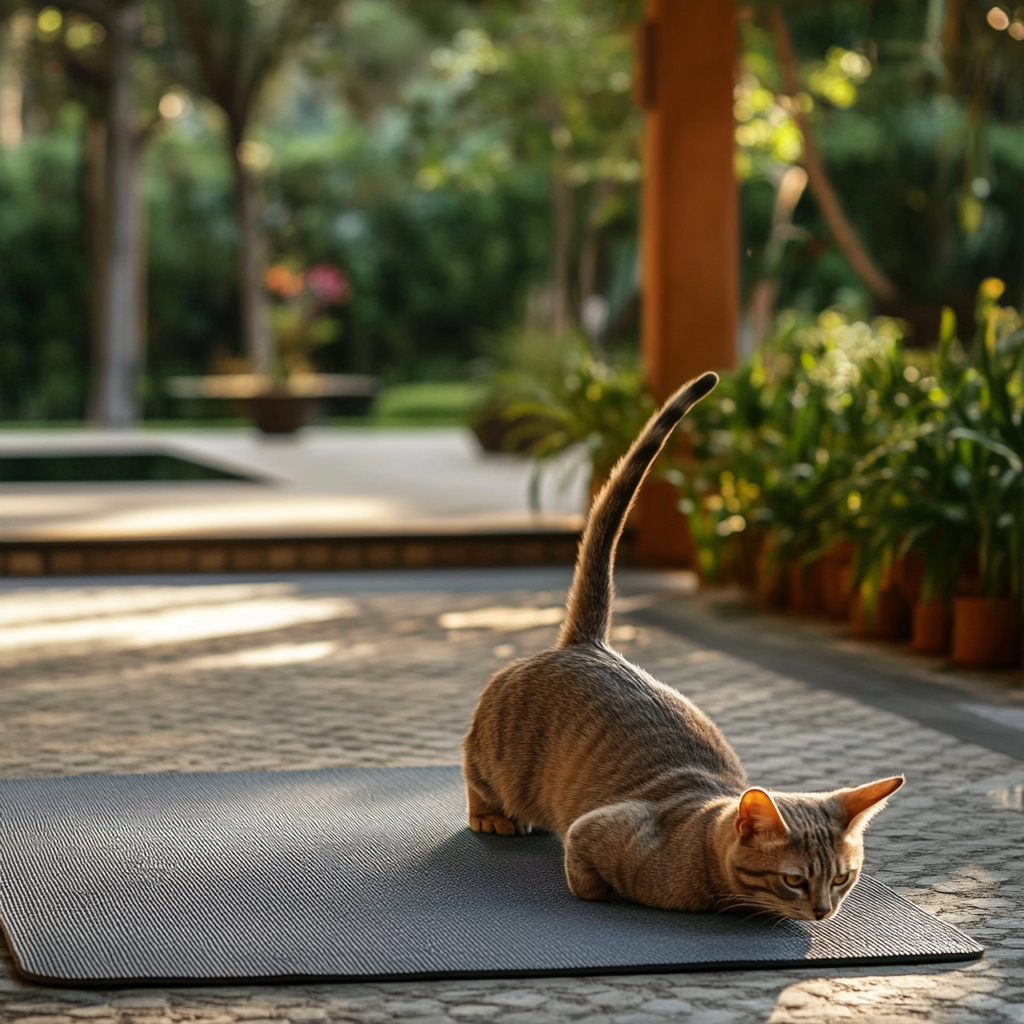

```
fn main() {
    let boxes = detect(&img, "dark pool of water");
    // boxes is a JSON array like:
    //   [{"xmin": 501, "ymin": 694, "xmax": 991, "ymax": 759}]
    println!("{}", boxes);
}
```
[{"xmin": 0, "ymin": 453, "xmax": 258, "ymax": 483}]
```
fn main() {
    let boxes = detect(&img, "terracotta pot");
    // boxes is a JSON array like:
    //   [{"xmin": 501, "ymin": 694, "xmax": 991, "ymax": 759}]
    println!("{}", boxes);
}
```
[
  {"xmin": 911, "ymin": 598, "xmax": 952, "ymax": 655},
  {"xmin": 755, "ymin": 551, "xmax": 786, "ymax": 608},
  {"xmin": 787, "ymin": 559, "xmax": 823, "ymax": 613},
  {"xmin": 951, "ymin": 597, "xmax": 1022, "ymax": 668},
  {"xmin": 821, "ymin": 543, "xmax": 854, "ymax": 619},
  {"xmin": 735, "ymin": 530, "xmax": 762, "ymax": 590},
  {"xmin": 893, "ymin": 550, "xmax": 926, "ymax": 606},
  {"xmin": 472, "ymin": 412, "xmax": 557, "ymax": 453},
  {"xmin": 850, "ymin": 585, "xmax": 911, "ymax": 641},
  {"xmin": 247, "ymin": 395, "xmax": 312, "ymax": 434}
]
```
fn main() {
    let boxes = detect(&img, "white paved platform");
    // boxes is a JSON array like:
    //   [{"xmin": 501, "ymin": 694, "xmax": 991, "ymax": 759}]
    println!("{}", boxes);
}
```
[{"xmin": 0, "ymin": 428, "xmax": 586, "ymax": 541}]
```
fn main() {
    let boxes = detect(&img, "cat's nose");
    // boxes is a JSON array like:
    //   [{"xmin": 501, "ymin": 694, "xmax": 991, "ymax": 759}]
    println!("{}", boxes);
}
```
[{"xmin": 813, "ymin": 907, "xmax": 831, "ymax": 920}]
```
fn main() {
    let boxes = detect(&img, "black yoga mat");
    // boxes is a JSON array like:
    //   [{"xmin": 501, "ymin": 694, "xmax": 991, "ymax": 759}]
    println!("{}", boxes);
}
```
[{"xmin": 0, "ymin": 765, "xmax": 981, "ymax": 986}]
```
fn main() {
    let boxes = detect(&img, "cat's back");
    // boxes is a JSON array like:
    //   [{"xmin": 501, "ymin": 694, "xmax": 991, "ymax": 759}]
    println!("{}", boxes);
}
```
[{"xmin": 463, "ymin": 643, "xmax": 746, "ymax": 833}]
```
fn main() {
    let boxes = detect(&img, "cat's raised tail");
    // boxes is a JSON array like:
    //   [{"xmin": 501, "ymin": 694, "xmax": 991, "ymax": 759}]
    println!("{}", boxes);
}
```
[{"xmin": 557, "ymin": 371, "xmax": 719, "ymax": 648}]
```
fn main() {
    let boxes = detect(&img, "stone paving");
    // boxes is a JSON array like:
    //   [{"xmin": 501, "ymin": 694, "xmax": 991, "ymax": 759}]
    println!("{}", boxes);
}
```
[{"xmin": 0, "ymin": 574, "xmax": 1023, "ymax": 1023}]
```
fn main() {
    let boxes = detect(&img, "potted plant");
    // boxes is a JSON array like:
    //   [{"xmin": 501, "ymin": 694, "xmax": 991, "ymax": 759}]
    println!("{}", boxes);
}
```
[
  {"xmin": 253, "ymin": 262, "xmax": 354, "ymax": 433},
  {"xmin": 489, "ymin": 336, "xmax": 654, "ymax": 514},
  {"xmin": 946, "ymin": 281, "xmax": 1024, "ymax": 667},
  {"xmin": 844, "ymin": 417, "xmax": 970, "ymax": 652},
  {"xmin": 847, "ymin": 282, "xmax": 1024, "ymax": 662},
  {"xmin": 676, "ymin": 308, "xmax": 917, "ymax": 616},
  {"xmin": 165, "ymin": 261, "xmax": 371, "ymax": 433}
]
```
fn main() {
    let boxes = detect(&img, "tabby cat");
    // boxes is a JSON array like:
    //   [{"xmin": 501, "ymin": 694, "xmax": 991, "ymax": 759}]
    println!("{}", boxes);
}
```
[{"xmin": 462, "ymin": 371, "xmax": 903, "ymax": 921}]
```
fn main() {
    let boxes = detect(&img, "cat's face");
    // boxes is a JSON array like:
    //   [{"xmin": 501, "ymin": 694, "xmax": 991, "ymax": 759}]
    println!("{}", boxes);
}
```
[{"xmin": 723, "ymin": 776, "xmax": 904, "ymax": 921}]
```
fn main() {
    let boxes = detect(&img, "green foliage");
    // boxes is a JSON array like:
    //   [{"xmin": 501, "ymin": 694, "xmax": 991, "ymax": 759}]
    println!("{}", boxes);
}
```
[
  {"xmin": 479, "ymin": 331, "xmax": 651, "ymax": 507},
  {"xmin": 412, "ymin": 0, "xmax": 640, "ymax": 191},
  {"xmin": 372, "ymin": 380, "xmax": 485, "ymax": 424},
  {"xmin": 145, "ymin": 128, "xmax": 238, "ymax": 412},
  {"xmin": 174, "ymin": 0, "xmax": 342, "ymax": 128},
  {"xmin": 0, "ymin": 127, "xmax": 90, "ymax": 420},
  {"xmin": 0, "ymin": 116, "xmax": 553, "ymax": 420},
  {"xmin": 269, "ymin": 143, "xmax": 553, "ymax": 383},
  {"xmin": 8, "ymin": 0, "xmax": 1024, "ymax": 425},
  {"xmin": 676, "ymin": 309, "xmax": 915, "ymax": 579},
  {"xmin": 847, "ymin": 282, "xmax": 1024, "ymax": 603},
  {"xmin": 739, "ymin": 3, "xmax": 1024, "ymax": 319},
  {"xmin": 681, "ymin": 281, "xmax": 1024, "ymax": 607}
]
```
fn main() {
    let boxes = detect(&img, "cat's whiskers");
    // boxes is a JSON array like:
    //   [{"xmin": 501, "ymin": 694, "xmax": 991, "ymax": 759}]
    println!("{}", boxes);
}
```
[{"xmin": 709, "ymin": 891, "xmax": 783, "ymax": 920}]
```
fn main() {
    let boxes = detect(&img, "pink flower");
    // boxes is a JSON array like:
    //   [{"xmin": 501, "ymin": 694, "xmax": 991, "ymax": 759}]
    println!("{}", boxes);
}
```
[{"xmin": 306, "ymin": 263, "xmax": 351, "ymax": 305}]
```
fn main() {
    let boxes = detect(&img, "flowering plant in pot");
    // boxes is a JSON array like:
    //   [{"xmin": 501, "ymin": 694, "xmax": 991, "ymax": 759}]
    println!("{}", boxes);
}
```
[
  {"xmin": 255, "ymin": 261, "xmax": 353, "ymax": 432},
  {"xmin": 843, "ymin": 417, "xmax": 971, "ymax": 652},
  {"xmin": 264, "ymin": 263, "xmax": 352, "ymax": 376}
]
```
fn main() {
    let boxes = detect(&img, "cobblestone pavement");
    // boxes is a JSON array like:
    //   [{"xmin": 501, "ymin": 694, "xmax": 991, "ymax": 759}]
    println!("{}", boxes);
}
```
[{"xmin": 0, "ymin": 573, "xmax": 1022, "ymax": 1024}]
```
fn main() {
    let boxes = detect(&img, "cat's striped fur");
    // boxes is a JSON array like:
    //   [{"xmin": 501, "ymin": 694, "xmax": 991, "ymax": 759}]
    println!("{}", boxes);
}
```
[{"xmin": 462, "ymin": 371, "xmax": 903, "ymax": 920}]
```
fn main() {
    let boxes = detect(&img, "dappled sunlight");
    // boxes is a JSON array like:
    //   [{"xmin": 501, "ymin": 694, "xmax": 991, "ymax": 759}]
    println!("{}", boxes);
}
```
[
  {"xmin": 181, "ymin": 641, "xmax": 339, "ymax": 670},
  {"xmin": 0, "ymin": 583, "xmax": 297, "ymax": 627},
  {"xmin": 0, "ymin": 594, "xmax": 358, "ymax": 654},
  {"xmin": 767, "ymin": 972, "xmax": 995, "ymax": 1020},
  {"xmin": 986, "ymin": 783, "xmax": 1024, "ymax": 811},
  {"xmin": 439, "ymin": 606, "xmax": 564, "ymax": 631}
]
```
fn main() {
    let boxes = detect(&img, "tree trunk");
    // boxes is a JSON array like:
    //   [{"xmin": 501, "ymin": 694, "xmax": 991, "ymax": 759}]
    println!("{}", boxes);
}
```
[
  {"xmin": 85, "ymin": 117, "xmax": 107, "ymax": 422},
  {"xmin": 745, "ymin": 164, "xmax": 808, "ymax": 353},
  {"xmin": 229, "ymin": 135, "xmax": 273, "ymax": 376},
  {"xmin": 93, "ymin": 0, "xmax": 143, "ymax": 428},
  {"xmin": 0, "ymin": 10, "xmax": 32, "ymax": 148}
]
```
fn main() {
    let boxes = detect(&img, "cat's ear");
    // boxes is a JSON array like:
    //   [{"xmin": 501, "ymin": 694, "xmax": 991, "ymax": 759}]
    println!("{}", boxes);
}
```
[
  {"xmin": 839, "ymin": 776, "xmax": 904, "ymax": 832},
  {"xmin": 736, "ymin": 787, "xmax": 790, "ymax": 845}
]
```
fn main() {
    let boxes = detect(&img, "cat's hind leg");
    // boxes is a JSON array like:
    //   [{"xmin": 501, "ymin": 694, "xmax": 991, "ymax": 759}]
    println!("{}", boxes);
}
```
[{"xmin": 466, "ymin": 781, "xmax": 530, "ymax": 836}]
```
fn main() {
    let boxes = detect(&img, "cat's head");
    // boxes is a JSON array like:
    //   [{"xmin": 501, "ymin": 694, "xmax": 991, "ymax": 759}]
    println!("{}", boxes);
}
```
[{"xmin": 723, "ymin": 776, "xmax": 904, "ymax": 921}]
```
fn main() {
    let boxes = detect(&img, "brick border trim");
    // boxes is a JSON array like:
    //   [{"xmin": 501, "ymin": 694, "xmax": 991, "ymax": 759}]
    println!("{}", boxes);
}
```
[{"xmin": 0, "ymin": 530, "xmax": 603, "ymax": 577}]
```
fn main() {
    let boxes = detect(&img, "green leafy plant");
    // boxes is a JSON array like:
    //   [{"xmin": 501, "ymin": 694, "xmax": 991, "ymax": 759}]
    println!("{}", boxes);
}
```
[
  {"xmin": 477, "ymin": 331, "xmax": 652, "ymax": 509},
  {"xmin": 849, "ymin": 281, "xmax": 1024, "ymax": 609},
  {"xmin": 676, "ymin": 308, "xmax": 920, "ymax": 585}
]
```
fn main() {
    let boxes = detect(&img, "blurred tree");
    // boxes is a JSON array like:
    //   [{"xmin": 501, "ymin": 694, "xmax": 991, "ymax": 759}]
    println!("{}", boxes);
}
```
[
  {"xmin": 407, "ymin": 0, "xmax": 642, "ymax": 337},
  {"xmin": 7, "ymin": 0, "xmax": 1024, "ymax": 425},
  {"xmin": 0, "ymin": 0, "xmax": 179, "ymax": 426},
  {"xmin": 86, "ymin": 0, "xmax": 146, "ymax": 427},
  {"xmin": 173, "ymin": 0, "xmax": 342, "ymax": 376},
  {"xmin": 738, "ymin": 0, "xmax": 1024, "ymax": 340}
]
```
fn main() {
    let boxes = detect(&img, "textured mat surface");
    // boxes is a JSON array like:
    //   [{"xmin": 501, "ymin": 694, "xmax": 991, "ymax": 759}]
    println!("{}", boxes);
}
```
[{"xmin": 0, "ymin": 765, "xmax": 981, "ymax": 986}]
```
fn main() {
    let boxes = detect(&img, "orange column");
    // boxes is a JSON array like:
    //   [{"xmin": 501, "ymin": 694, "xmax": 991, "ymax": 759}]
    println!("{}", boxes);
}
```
[{"xmin": 635, "ymin": 0, "xmax": 739, "ymax": 566}]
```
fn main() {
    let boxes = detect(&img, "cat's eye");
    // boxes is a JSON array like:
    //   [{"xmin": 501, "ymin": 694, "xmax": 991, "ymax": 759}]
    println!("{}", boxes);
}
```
[
  {"xmin": 782, "ymin": 874, "xmax": 805, "ymax": 888},
  {"xmin": 832, "ymin": 872, "xmax": 850, "ymax": 886}
]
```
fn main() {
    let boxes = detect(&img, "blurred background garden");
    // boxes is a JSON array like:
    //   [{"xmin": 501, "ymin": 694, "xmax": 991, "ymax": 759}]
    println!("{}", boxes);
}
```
[
  {"xmin": 5, "ymin": 0, "xmax": 1024, "ymax": 425},
  {"xmin": 1, "ymin": 0, "xmax": 1023, "ymax": 663}
]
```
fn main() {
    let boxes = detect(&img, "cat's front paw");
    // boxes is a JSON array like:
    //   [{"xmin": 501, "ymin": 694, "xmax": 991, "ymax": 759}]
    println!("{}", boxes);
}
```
[
  {"xmin": 567, "ymin": 869, "xmax": 613, "ymax": 901},
  {"xmin": 470, "ymin": 814, "xmax": 530, "ymax": 836}
]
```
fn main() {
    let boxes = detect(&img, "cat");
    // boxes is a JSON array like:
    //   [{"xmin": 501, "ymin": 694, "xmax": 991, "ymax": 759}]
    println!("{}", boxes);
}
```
[{"xmin": 462, "ymin": 371, "xmax": 903, "ymax": 921}]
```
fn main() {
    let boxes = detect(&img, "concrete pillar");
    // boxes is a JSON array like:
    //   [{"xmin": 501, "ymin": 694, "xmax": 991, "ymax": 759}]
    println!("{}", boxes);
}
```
[{"xmin": 635, "ymin": 0, "xmax": 739, "ymax": 566}]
